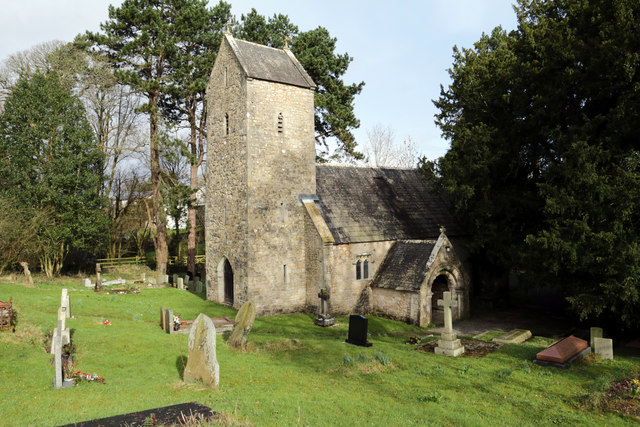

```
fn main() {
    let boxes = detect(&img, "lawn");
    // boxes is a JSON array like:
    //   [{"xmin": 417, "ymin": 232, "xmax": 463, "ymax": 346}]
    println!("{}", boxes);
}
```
[{"xmin": 1, "ymin": 272, "xmax": 639, "ymax": 426}]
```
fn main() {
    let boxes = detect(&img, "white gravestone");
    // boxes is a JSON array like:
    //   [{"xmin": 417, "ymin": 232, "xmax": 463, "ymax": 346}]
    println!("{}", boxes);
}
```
[
  {"xmin": 177, "ymin": 277, "xmax": 184, "ymax": 290},
  {"xmin": 593, "ymin": 337, "xmax": 613, "ymax": 360},
  {"xmin": 434, "ymin": 291, "xmax": 465, "ymax": 357}
]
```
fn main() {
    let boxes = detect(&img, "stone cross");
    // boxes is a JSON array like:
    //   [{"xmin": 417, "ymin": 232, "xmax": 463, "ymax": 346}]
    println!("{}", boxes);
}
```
[
  {"xmin": 318, "ymin": 288, "xmax": 329, "ymax": 316},
  {"xmin": 434, "ymin": 291, "xmax": 465, "ymax": 357},
  {"xmin": 437, "ymin": 291, "xmax": 458, "ymax": 334},
  {"xmin": 314, "ymin": 288, "xmax": 335, "ymax": 327}
]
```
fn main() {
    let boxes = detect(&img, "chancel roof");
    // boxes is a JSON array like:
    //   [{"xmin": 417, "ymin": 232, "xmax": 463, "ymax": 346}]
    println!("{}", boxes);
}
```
[
  {"xmin": 314, "ymin": 165, "xmax": 461, "ymax": 244},
  {"xmin": 370, "ymin": 240, "xmax": 436, "ymax": 291},
  {"xmin": 225, "ymin": 34, "xmax": 316, "ymax": 89}
]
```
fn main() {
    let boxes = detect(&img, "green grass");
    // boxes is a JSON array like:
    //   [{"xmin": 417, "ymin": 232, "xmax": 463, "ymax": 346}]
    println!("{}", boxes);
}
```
[{"xmin": 1, "ymin": 274, "xmax": 639, "ymax": 426}]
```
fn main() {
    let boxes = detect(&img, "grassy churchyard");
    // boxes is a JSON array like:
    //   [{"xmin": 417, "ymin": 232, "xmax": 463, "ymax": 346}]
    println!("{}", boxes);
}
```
[{"xmin": 1, "ymin": 268, "xmax": 639, "ymax": 426}]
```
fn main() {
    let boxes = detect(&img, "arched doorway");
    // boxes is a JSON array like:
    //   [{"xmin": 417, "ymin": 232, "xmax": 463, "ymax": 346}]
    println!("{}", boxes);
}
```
[
  {"xmin": 430, "ymin": 274, "xmax": 449, "ymax": 326},
  {"xmin": 223, "ymin": 258, "xmax": 234, "ymax": 305}
]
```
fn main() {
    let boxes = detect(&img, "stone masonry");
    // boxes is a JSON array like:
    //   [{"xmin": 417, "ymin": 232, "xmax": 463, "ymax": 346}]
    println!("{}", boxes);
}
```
[{"xmin": 206, "ymin": 33, "xmax": 316, "ymax": 315}]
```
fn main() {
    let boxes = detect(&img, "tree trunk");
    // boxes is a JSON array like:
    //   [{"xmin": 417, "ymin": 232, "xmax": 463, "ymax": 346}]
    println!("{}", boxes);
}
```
[
  {"xmin": 149, "ymin": 94, "xmax": 168, "ymax": 274},
  {"xmin": 187, "ymin": 162, "xmax": 198, "ymax": 277}
]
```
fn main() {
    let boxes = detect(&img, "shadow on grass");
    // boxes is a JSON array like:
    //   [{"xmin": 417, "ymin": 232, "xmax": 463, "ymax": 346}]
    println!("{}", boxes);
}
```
[{"xmin": 176, "ymin": 355, "xmax": 188, "ymax": 379}]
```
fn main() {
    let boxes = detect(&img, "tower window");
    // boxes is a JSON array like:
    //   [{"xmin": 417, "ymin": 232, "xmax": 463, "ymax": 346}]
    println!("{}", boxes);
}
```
[
  {"xmin": 277, "ymin": 112, "xmax": 283, "ymax": 133},
  {"xmin": 225, "ymin": 113, "xmax": 229, "ymax": 135},
  {"xmin": 355, "ymin": 260, "xmax": 361, "ymax": 280},
  {"xmin": 283, "ymin": 264, "xmax": 288, "ymax": 283},
  {"xmin": 363, "ymin": 260, "xmax": 369, "ymax": 279}
]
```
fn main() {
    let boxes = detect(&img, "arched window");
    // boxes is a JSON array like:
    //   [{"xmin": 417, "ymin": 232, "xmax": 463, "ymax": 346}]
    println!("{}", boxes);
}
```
[
  {"xmin": 363, "ymin": 260, "xmax": 369, "ymax": 279},
  {"xmin": 355, "ymin": 260, "xmax": 361, "ymax": 280},
  {"xmin": 277, "ymin": 112, "xmax": 283, "ymax": 133}
]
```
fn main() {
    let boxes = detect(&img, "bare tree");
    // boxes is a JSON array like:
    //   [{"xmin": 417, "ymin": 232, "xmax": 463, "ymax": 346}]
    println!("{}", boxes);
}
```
[{"xmin": 363, "ymin": 124, "xmax": 419, "ymax": 168}]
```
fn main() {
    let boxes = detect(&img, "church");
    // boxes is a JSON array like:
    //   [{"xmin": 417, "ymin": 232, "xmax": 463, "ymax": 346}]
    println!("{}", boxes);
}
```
[{"xmin": 205, "ymin": 31, "xmax": 470, "ymax": 327}]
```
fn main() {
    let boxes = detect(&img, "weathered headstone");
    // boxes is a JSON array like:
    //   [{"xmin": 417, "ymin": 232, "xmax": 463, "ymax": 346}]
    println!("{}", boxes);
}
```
[
  {"xmin": 345, "ymin": 314, "xmax": 372, "ymax": 347},
  {"xmin": 53, "ymin": 335, "xmax": 62, "ymax": 389},
  {"xmin": 58, "ymin": 309, "xmax": 70, "ymax": 345},
  {"xmin": 183, "ymin": 314, "xmax": 219, "ymax": 388},
  {"xmin": 228, "ymin": 301, "xmax": 256, "ymax": 348},
  {"xmin": 184, "ymin": 275, "xmax": 190, "ymax": 285},
  {"xmin": 177, "ymin": 277, "xmax": 184, "ymax": 290},
  {"xmin": 160, "ymin": 307, "xmax": 166, "ymax": 332},
  {"xmin": 590, "ymin": 327, "xmax": 603, "ymax": 348},
  {"xmin": 82, "ymin": 278, "xmax": 92, "ymax": 288},
  {"xmin": 534, "ymin": 335, "xmax": 590, "ymax": 368},
  {"xmin": 434, "ymin": 291, "xmax": 464, "ymax": 356},
  {"xmin": 95, "ymin": 263, "xmax": 102, "ymax": 292},
  {"xmin": 492, "ymin": 329, "xmax": 532, "ymax": 344},
  {"xmin": 149, "ymin": 278, "xmax": 157, "ymax": 285},
  {"xmin": 314, "ymin": 288, "xmax": 335, "ymax": 327},
  {"xmin": 61, "ymin": 289, "xmax": 70, "ymax": 318},
  {"xmin": 195, "ymin": 279, "xmax": 203, "ymax": 294},
  {"xmin": 165, "ymin": 308, "xmax": 174, "ymax": 334},
  {"xmin": 593, "ymin": 337, "xmax": 614, "ymax": 360}
]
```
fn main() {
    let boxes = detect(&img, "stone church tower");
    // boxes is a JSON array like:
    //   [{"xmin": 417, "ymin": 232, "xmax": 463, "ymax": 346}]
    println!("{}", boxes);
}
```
[{"xmin": 205, "ymin": 32, "xmax": 317, "ymax": 314}]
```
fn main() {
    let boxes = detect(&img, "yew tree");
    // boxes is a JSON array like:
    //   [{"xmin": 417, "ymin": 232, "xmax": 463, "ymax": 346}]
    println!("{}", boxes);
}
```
[
  {"xmin": 0, "ymin": 72, "xmax": 107, "ymax": 276},
  {"xmin": 427, "ymin": 0, "xmax": 640, "ymax": 328}
]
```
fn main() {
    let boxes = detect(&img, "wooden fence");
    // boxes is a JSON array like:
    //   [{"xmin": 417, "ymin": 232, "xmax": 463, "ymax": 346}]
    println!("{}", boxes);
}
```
[{"xmin": 96, "ymin": 256, "xmax": 145, "ymax": 269}]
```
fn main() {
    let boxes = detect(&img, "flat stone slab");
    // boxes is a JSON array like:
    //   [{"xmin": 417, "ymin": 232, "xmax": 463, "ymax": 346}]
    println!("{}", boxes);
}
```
[
  {"xmin": 533, "ymin": 347, "xmax": 591, "ymax": 369},
  {"xmin": 492, "ymin": 329, "xmax": 532, "ymax": 344},
  {"xmin": 536, "ymin": 335, "xmax": 588, "ymax": 363},
  {"xmin": 58, "ymin": 402, "xmax": 215, "ymax": 426}
]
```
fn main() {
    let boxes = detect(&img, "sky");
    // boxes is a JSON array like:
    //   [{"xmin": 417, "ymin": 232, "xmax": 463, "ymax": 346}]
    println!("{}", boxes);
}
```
[{"xmin": 0, "ymin": 0, "xmax": 519, "ymax": 161}]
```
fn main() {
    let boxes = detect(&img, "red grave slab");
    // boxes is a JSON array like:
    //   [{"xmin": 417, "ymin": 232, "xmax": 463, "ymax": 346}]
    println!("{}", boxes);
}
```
[{"xmin": 536, "ymin": 335, "xmax": 588, "ymax": 363}]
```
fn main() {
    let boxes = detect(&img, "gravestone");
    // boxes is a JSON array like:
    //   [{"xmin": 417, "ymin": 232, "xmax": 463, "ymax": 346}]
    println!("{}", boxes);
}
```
[
  {"xmin": 177, "ymin": 277, "xmax": 184, "ymax": 290},
  {"xmin": 52, "ymin": 334, "xmax": 73, "ymax": 389},
  {"xmin": 149, "ymin": 278, "xmax": 157, "ymax": 285},
  {"xmin": 195, "ymin": 279, "xmax": 203, "ymax": 294},
  {"xmin": 590, "ymin": 327, "xmax": 603, "ymax": 348},
  {"xmin": 165, "ymin": 308, "xmax": 174, "ymax": 334},
  {"xmin": 345, "ymin": 314, "xmax": 372, "ymax": 347},
  {"xmin": 183, "ymin": 314, "xmax": 219, "ymax": 388},
  {"xmin": 82, "ymin": 278, "xmax": 92, "ymax": 288},
  {"xmin": 228, "ymin": 301, "xmax": 256, "ymax": 348},
  {"xmin": 593, "ymin": 337, "xmax": 613, "ymax": 360},
  {"xmin": 61, "ymin": 289, "xmax": 70, "ymax": 318},
  {"xmin": 434, "ymin": 291, "xmax": 464, "ymax": 356},
  {"xmin": 184, "ymin": 275, "xmax": 190, "ymax": 285},
  {"xmin": 95, "ymin": 263, "xmax": 102, "ymax": 292},
  {"xmin": 492, "ymin": 329, "xmax": 532, "ymax": 344},
  {"xmin": 160, "ymin": 307, "xmax": 166, "ymax": 332},
  {"xmin": 533, "ymin": 335, "xmax": 590, "ymax": 368},
  {"xmin": 314, "ymin": 288, "xmax": 335, "ymax": 327},
  {"xmin": 53, "ymin": 335, "xmax": 62, "ymax": 389}
]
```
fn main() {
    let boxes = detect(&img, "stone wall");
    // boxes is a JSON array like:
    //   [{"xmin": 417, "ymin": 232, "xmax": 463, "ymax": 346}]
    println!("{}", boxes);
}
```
[
  {"xmin": 205, "ymin": 37, "xmax": 316, "ymax": 315},
  {"xmin": 323, "ymin": 241, "xmax": 395, "ymax": 315},
  {"xmin": 243, "ymin": 78, "xmax": 315, "ymax": 314},
  {"xmin": 206, "ymin": 38, "xmax": 249, "ymax": 305},
  {"xmin": 371, "ymin": 287, "xmax": 420, "ymax": 324}
]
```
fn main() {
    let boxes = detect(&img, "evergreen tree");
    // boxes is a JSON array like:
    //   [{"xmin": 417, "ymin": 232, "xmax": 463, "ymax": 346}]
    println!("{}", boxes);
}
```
[
  {"xmin": 0, "ymin": 72, "xmax": 108, "ymax": 276},
  {"xmin": 427, "ymin": 0, "xmax": 640, "ymax": 328}
]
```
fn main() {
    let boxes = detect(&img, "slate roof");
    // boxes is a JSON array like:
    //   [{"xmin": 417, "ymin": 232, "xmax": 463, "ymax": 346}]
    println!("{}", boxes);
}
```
[
  {"xmin": 370, "ymin": 240, "xmax": 436, "ymax": 291},
  {"xmin": 314, "ymin": 165, "xmax": 461, "ymax": 244},
  {"xmin": 226, "ymin": 34, "xmax": 316, "ymax": 89}
]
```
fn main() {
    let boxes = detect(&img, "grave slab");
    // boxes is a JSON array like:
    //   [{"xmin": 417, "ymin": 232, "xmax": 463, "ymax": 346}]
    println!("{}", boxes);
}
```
[
  {"xmin": 593, "ymin": 337, "xmax": 613, "ymax": 360},
  {"xmin": 58, "ymin": 402, "xmax": 215, "ymax": 426},
  {"xmin": 536, "ymin": 335, "xmax": 588, "ymax": 363},
  {"xmin": 492, "ymin": 329, "xmax": 532, "ymax": 344}
]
